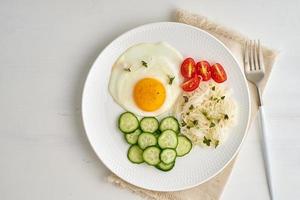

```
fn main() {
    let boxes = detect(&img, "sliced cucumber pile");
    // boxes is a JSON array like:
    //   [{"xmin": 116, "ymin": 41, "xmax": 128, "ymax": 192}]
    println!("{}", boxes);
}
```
[{"xmin": 118, "ymin": 112, "xmax": 193, "ymax": 172}]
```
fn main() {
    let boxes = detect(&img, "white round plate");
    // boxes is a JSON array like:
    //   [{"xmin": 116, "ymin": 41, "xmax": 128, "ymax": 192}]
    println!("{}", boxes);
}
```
[{"xmin": 82, "ymin": 22, "xmax": 250, "ymax": 191}]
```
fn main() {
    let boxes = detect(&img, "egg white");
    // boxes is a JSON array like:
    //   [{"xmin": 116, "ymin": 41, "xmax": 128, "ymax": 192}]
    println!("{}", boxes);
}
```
[{"xmin": 109, "ymin": 42, "xmax": 183, "ymax": 117}]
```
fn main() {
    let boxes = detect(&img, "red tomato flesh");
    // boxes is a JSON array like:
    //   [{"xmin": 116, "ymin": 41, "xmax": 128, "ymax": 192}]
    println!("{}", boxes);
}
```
[
  {"xmin": 180, "ymin": 58, "xmax": 196, "ymax": 79},
  {"xmin": 196, "ymin": 61, "xmax": 211, "ymax": 81},
  {"xmin": 181, "ymin": 74, "xmax": 201, "ymax": 92},
  {"xmin": 211, "ymin": 63, "xmax": 227, "ymax": 83}
]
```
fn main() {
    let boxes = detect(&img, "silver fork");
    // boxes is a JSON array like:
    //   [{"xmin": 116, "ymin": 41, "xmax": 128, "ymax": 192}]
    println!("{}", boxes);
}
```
[{"xmin": 244, "ymin": 40, "xmax": 274, "ymax": 200}]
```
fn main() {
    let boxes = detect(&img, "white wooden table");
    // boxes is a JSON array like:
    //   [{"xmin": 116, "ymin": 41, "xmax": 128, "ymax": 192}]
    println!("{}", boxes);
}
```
[{"xmin": 0, "ymin": 0, "xmax": 299, "ymax": 199}]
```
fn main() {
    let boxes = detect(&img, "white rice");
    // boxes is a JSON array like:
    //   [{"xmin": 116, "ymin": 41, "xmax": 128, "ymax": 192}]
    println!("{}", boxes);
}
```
[{"xmin": 174, "ymin": 81, "xmax": 237, "ymax": 148}]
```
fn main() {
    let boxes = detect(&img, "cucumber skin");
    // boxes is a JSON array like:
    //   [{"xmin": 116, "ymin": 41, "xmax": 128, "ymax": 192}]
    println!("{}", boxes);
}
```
[
  {"xmin": 153, "ymin": 131, "xmax": 161, "ymax": 138},
  {"xmin": 159, "ymin": 116, "xmax": 180, "ymax": 133},
  {"xmin": 155, "ymin": 161, "xmax": 175, "ymax": 172},
  {"xmin": 118, "ymin": 112, "xmax": 139, "ymax": 133},
  {"xmin": 127, "ymin": 145, "xmax": 144, "ymax": 164},
  {"xmin": 140, "ymin": 117, "xmax": 159, "ymax": 133},
  {"xmin": 176, "ymin": 135, "xmax": 192, "ymax": 157}
]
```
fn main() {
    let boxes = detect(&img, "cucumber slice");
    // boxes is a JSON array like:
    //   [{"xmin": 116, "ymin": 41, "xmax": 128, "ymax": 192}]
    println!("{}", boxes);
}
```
[
  {"xmin": 125, "ymin": 129, "xmax": 142, "ymax": 144},
  {"xmin": 127, "ymin": 145, "xmax": 144, "ymax": 164},
  {"xmin": 156, "ymin": 161, "xmax": 175, "ymax": 171},
  {"xmin": 143, "ymin": 146, "xmax": 161, "ymax": 166},
  {"xmin": 160, "ymin": 149, "xmax": 176, "ymax": 164},
  {"xmin": 176, "ymin": 135, "xmax": 192, "ymax": 157},
  {"xmin": 118, "ymin": 112, "xmax": 139, "ymax": 133},
  {"xmin": 158, "ymin": 130, "xmax": 178, "ymax": 149},
  {"xmin": 140, "ymin": 117, "xmax": 159, "ymax": 133},
  {"xmin": 138, "ymin": 132, "xmax": 157, "ymax": 150},
  {"xmin": 159, "ymin": 117, "xmax": 179, "ymax": 133}
]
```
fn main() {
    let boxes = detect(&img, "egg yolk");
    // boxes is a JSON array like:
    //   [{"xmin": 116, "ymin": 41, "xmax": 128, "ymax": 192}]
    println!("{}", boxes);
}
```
[{"xmin": 133, "ymin": 78, "xmax": 166, "ymax": 112}]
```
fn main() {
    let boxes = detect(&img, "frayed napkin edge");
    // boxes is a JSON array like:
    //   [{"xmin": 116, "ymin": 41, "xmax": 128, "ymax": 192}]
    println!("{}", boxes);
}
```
[{"xmin": 175, "ymin": 9, "xmax": 279, "ymax": 60}]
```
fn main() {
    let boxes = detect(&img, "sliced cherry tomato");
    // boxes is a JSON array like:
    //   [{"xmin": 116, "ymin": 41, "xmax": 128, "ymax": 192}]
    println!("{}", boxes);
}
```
[
  {"xmin": 211, "ymin": 63, "xmax": 227, "ymax": 83},
  {"xmin": 181, "ymin": 74, "xmax": 201, "ymax": 92},
  {"xmin": 180, "ymin": 58, "xmax": 196, "ymax": 79},
  {"xmin": 196, "ymin": 61, "xmax": 211, "ymax": 81}
]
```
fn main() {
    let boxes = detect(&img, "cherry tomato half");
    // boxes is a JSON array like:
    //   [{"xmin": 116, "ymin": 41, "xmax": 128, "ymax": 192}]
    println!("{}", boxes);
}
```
[
  {"xmin": 181, "ymin": 58, "xmax": 196, "ymax": 79},
  {"xmin": 196, "ymin": 61, "xmax": 211, "ymax": 81},
  {"xmin": 181, "ymin": 74, "xmax": 201, "ymax": 92},
  {"xmin": 211, "ymin": 63, "xmax": 227, "ymax": 83}
]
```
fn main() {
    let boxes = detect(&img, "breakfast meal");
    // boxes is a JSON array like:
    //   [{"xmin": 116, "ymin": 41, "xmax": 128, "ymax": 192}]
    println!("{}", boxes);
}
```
[{"xmin": 108, "ymin": 42, "xmax": 237, "ymax": 171}]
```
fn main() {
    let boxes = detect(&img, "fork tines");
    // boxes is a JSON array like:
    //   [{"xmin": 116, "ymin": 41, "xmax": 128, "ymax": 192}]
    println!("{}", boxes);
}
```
[{"xmin": 244, "ymin": 40, "xmax": 265, "ymax": 72}]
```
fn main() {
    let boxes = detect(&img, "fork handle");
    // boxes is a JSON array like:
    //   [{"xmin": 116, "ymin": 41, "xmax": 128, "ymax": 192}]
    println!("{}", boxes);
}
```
[{"xmin": 259, "ymin": 106, "xmax": 274, "ymax": 200}]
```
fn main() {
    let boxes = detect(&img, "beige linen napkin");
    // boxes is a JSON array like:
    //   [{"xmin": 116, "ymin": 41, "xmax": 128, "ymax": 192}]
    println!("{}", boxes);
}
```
[{"xmin": 108, "ymin": 9, "xmax": 278, "ymax": 200}]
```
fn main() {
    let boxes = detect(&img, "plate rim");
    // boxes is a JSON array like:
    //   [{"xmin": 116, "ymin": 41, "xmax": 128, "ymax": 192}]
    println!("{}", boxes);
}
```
[{"xmin": 81, "ymin": 21, "xmax": 251, "ymax": 191}]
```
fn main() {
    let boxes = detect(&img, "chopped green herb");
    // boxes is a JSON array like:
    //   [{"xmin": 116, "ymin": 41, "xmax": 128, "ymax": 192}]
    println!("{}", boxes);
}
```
[
  {"xmin": 209, "ymin": 96, "xmax": 214, "ymax": 100},
  {"xmin": 215, "ymin": 140, "xmax": 220, "ymax": 148},
  {"xmin": 187, "ymin": 126, "xmax": 191, "ymax": 129},
  {"xmin": 123, "ymin": 67, "xmax": 131, "ymax": 72},
  {"xmin": 186, "ymin": 112, "xmax": 190, "ymax": 116},
  {"xmin": 202, "ymin": 111, "xmax": 211, "ymax": 121},
  {"xmin": 212, "ymin": 86, "xmax": 216, "ymax": 91},
  {"xmin": 189, "ymin": 104, "xmax": 194, "ymax": 110},
  {"xmin": 224, "ymin": 114, "xmax": 229, "ymax": 120},
  {"xmin": 209, "ymin": 122, "xmax": 215, "ymax": 128},
  {"xmin": 193, "ymin": 120, "xmax": 198, "ymax": 126},
  {"xmin": 221, "ymin": 96, "xmax": 225, "ymax": 100},
  {"xmin": 213, "ymin": 97, "xmax": 218, "ymax": 101},
  {"xmin": 203, "ymin": 136, "xmax": 211, "ymax": 146},
  {"xmin": 183, "ymin": 96, "xmax": 189, "ymax": 103},
  {"xmin": 168, "ymin": 75, "xmax": 175, "ymax": 85},
  {"xmin": 181, "ymin": 120, "xmax": 187, "ymax": 127},
  {"xmin": 141, "ymin": 60, "xmax": 148, "ymax": 67}
]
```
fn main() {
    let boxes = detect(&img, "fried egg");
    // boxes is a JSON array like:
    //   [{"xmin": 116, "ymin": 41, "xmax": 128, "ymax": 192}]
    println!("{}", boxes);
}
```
[{"xmin": 109, "ymin": 42, "xmax": 183, "ymax": 116}]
